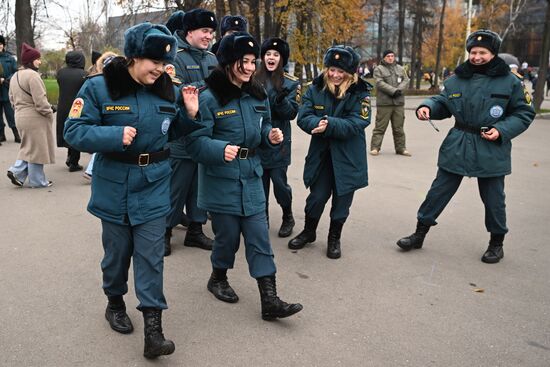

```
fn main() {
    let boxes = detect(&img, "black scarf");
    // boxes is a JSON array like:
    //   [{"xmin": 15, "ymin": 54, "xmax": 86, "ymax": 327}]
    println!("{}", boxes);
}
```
[
  {"xmin": 455, "ymin": 56, "xmax": 510, "ymax": 78},
  {"xmin": 204, "ymin": 67, "xmax": 267, "ymax": 106}
]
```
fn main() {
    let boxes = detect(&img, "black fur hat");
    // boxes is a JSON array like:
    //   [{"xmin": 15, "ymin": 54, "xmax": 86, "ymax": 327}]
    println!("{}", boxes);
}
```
[
  {"xmin": 0, "ymin": 35, "xmax": 5, "ymax": 46},
  {"xmin": 183, "ymin": 9, "xmax": 217, "ymax": 32},
  {"xmin": 216, "ymin": 32, "xmax": 259, "ymax": 67},
  {"xmin": 124, "ymin": 22, "xmax": 177, "ymax": 62},
  {"xmin": 466, "ymin": 29, "xmax": 501, "ymax": 55},
  {"xmin": 166, "ymin": 10, "xmax": 185, "ymax": 34},
  {"xmin": 323, "ymin": 45, "xmax": 360, "ymax": 74},
  {"xmin": 261, "ymin": 37, "xmax": 290, "ymax": 67},
  {"xmin": 220, "ymin": 15, "xmax": 248, "ymax": 36}
]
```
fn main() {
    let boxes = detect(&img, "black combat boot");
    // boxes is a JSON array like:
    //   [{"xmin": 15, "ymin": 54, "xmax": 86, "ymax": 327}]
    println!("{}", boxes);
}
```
[
  {"xmin": 481, "ymin": 233, "xmax": 504, "ymax": 264},
  {"xmin": 257, "ymin": 276, "xmax": 303, "ymax": 321},
  {"xmin": 278, "ymin": 206, "xmax": 295, "ymax": 238},
  {"xmin": 105, "ymin": 296, "xmax": 134, "ymax": 334},
  {"xmin": 288, "ymin": 215, "xmax": 320, "ymax": 250},
  {"xmin": 327, "ymin": 221, "xmax": 343, "ymax": 259},
  {"xmin": 184, "ymin": 222, "xmax": 213, "ymax": 250},
  {"xmin": 142, "ymin": 308, "xmax": 175, "ymax": 359},
  {"xmin": 0, "ymin": 128, "xmax": 5, "ymax": 142},
  {"xmin": 164, "ymin": 228, "xmax": 172, "ymax": 257},
  {"xmin": 396, "ymin": 221, "xmax": 431, "ymax": 251},
  {"xmin": 12, "ymin": 128, "xmax": 21, "ymax": 143},
  {"xmin": 207, "ymin": 268, "xmax": 239, "ymax": 303}
]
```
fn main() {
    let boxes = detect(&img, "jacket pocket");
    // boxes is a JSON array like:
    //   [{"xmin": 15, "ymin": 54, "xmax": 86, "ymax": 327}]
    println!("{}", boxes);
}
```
[
  {"xmin": 143, "ymin": 162, "xmax": 172, "ymax": 183},
  {"xmin": 205, "ymin": 164, "xmax": 240, "ymax": 180}
]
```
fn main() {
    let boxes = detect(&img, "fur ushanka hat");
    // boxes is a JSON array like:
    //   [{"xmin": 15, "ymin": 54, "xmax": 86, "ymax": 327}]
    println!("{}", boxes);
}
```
[
  {"xmin": 216, "ymin": 32, "xmax": 259, "ymax": 67},
  {"xmin": 124, "ymin": 22, "xmax": 177, "ymax": 63},
  {"xmin": 261, "ymin": 37, "xmax": 290, "ymax": 67},
  {"xmin": 323, "ymin": 45, "xmax": 360, "ymax": 74}
]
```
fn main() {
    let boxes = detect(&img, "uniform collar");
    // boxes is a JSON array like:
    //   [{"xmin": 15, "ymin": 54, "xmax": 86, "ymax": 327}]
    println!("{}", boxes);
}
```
[
  {"xmin": 455, "ymin": 56, "xmax": 509, "ymax": 78},
  {"xmin": 205, "ymin": 68, "xmax": 266, "ymax": 106}
]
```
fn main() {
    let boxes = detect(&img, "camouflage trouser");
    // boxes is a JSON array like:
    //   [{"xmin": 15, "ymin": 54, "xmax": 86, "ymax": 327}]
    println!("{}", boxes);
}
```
[{"xmin": 370, "ymin": 105, "xmax": 406, "ymax": 153}]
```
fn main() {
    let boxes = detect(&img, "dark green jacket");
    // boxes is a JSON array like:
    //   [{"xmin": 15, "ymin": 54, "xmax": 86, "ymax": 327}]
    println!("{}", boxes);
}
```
[
  {"xmin": 259, "ymin": 73, "xmax": 300, "ymax": 169},
  {"xmin": 64, "ymin": 59, "xmax": 194, "ymax": 225},
  {"xmin": 419, "ymin": 57, "xmax": 535, "ymax": 178},
  {"xmin": 298, "ymin": 75, "xmax": 372, "ymax": 196},
  {"xmin": 186, "ymin": 69, "xmax": 275, "ymax": 216},
  {"xmin": 169, "ymin": 31, "xmax": 218, "ymax": 159},
  {"xmin": 0, "ymin": 51, "xmax": 17, "ymax": 102},
  {"xmin": 374, "ymin": 60, "xmax": 408, "ymax": 106}
]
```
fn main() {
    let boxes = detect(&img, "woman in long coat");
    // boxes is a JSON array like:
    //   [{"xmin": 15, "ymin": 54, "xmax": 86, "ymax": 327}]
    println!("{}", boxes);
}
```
[{"xmin": 7, "ymin": 43, "xmax": 55, "ymax": 188}]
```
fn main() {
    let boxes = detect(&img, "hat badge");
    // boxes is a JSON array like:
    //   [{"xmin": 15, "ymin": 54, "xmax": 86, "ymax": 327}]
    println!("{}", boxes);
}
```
[
  {"xmin": 165, "ymin": 44, "xmax": 171, "ymax": 52},
  {"xmin": 273, "ymin": 42, "xmax": 277, "ymax": 46},
  {"xmin": 235, "ymin": 20, "xmax": 239, "ymax": 25},
  {"xmin": 335, "ymin": 53, "xmax": 340, "ymax": 60},
  {"xmin": 211, "ymin": 16, "xmax": 214, "ymax": 21},
  {"xmin": 477, "ymin": 36, "xmax": 482, "ymax": 41},
  {"xmin": 248, "ymin": 41, "xmax": 254, "ymax": 47}
]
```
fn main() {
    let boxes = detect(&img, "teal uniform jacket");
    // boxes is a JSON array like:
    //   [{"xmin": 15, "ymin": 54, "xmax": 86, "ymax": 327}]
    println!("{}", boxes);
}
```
[
  {"xmin": 419, "ymin": 57, "xmax": 535, "ymax": 178},
  {"xmin": 0, "ymin": 51, "xmax": 17, "ymax": 101},
  {"xmin": 64, "ymin": 58, "xmax": 195, "ymax": 226},
  {"xmin": 186, "ymin": 69, "xmax": 275, "ymax": 217},
  {"xmin": 169, "ymin": 31, "xmax": 218, "ymax": 159},
  {"xmin": 298, "ymin": 75, "xmax": 372, "ymax": 196},
  {"xmin": 259, "ymin": 74, "xmax": 300, "ymax": 169}
]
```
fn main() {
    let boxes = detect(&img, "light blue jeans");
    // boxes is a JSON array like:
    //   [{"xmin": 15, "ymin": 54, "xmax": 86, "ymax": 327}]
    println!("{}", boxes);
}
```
[
  {"xmin": 8, "ymin": 160, "xmax": 50, "ymax": 187},
  {"xmin": 85, "ymin": 153, "xmax": 96, "ymax": 175}
]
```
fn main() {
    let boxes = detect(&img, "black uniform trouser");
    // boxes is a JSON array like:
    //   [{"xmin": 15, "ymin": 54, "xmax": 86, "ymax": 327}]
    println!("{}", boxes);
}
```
[
  {"xmin": 0, "ymin": 100, "xmax": 15, "ymax": 130},
  {"xmin": 166, "ymin": 157, "xmax": 207, "ymax": 229},
  {"xmin": 417, "ymin": 168, "xmax": 508, "ymax": 234},
  {"xmin": 261, "ymin": 166, "xmax": 292, "ymax": 209},
  {"xmin": 66, "ymin": 147, "xmax": 81, "ymax": 166},
  {"xmin": 304, "ymin": 154, "xmax": 355, "ymax": 224}
]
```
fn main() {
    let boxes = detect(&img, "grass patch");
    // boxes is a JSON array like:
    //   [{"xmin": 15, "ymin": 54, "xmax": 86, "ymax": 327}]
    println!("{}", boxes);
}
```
[
  {"xmin": 43, "ymin": 78, "xmax": 59, "ymax": 105},
  {"xmin": 538, "ymin": 108, "xmax": 550, "ymax": 114}
]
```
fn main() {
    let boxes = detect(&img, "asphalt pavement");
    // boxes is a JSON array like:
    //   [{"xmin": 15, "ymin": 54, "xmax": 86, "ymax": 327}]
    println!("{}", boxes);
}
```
[{"xmin": 1, "ymin": 97, "xmax": 549, "ymax": 367}]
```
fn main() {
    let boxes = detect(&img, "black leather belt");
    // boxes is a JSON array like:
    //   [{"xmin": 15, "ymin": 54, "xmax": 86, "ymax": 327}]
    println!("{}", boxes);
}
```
[
  {"xmin": 104, "ymin": 149, "xmax": 170, "ymax": 166},
  {"xmin": 237, "ymin": 147, "xmax": 256, "ymax": 159},
  {"xmin": 454, "ymin": 122, "xmax": 488, "ymax": 134}
]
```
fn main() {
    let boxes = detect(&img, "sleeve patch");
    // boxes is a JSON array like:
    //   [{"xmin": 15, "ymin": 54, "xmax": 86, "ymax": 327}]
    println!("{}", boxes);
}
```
[
  {"xmin": 68, "ymin": 98, "xmax": 84, "ymax": 119},
  {"xmin": 361, "ymin": 96, "xmax": 371, "ymax": 120}
]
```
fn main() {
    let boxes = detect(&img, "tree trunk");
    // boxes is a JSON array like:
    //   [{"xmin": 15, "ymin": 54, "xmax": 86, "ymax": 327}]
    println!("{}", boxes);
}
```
[
  {"xmin": 433, "ymin": 0, "xmax": 447, "ymax": 89},
  {"xmin": 264, "ymin": 0, "xmax": 273, "ymax": 40},
  {"xmin": 376, "ymin": 0, "xmax": 385, "ymax": 61},
  {"xmin": 397, "ymin": 0, "xmax": 405, "ymax": 64},
  {"xmin": 248, "ymin": 0, "xmax": 261, "ymax": 42},
  {"xmin": 215, "ymin": 0, "xmax": 225, "ymax": 39},
  {"xmin": 272, "ymin": 2, "xmax": 290, "ymax": 38},
  {"xmin": 409, "ymin": 8, "xmax": 418, "ymax": 89},
  {"xmin": 533, "ymin": 0, "xmax": 550, "ymax": 111},
  {"xmin": 15, "ymin": 0, "xmax": 34, "ymax": 62},
  {"xmin": 228, "ymin": 0, "xmax": 238, "ymax": 14},
  {"xmin": 415, "ymin": 0, "xmax": 424, "ymax": 90}
]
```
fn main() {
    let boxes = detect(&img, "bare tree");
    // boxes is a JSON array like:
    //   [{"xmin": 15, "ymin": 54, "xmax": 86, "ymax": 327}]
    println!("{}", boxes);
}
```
[
  {"xmin": 263, "ymin": 0, "xmax": 273, "ymax": 39},
  {"xmin": 397, "ymin": 0, "xmax": 405, "ymax": 64},
  {"xmin": 376, "ymin": 0, "xmax": 384, "ymax": 60},
  {"xmin": 214, "ymin": 0, "xmax": 225, "ymax": 38},
  {"xmin": 500, "ymin": 0, "xmax": 529, "ymax": 42},
  {"xmin": 433, "ymin": 0, "xmax": 446, "ymax": 89},
  {"xmin": 228, "ymin": 0, "xmax": 238, "ymax": 14},
  {"xmin": 533, "ymin": 0, "xmax": 550, "ymax": 111}
]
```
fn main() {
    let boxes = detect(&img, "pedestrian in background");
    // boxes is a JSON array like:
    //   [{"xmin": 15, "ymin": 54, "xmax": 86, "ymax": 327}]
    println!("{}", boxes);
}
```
[
  {"xmin": 370, "ymin": 49, "xmax": 410, "ymax": 156},
  {"xmin": 56, "ymin": 50, "xmax": 87, "ymax": 172},
  {"xmin": 288, "ymin": 45, "xmax": 371, "ymax": 259},
  {"xmin": 7, "ymin": 43, "xmax": 55, "ymax": 188},
  {"xmin": 64, "ymin": 22, "xmax": 199, "ymax": 359},
  {"xmin": 257, "ymin": 37, "xmax": 300, "ymax": 238},
  {"xmin": 0, "ymin": 35, "xmax": 19, "ymax": 144},
  {"xmin": 396, "ymin": 29, "xmax": 535, "ymax": 264},
  {"xmin": 186, "ymin": 32, "xmax": 303, "ymax": 321}
]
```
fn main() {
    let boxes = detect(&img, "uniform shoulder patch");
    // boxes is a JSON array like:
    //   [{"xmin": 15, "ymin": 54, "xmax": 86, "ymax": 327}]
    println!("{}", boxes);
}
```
[
  {"xmin": 68, "ymin": 98, "xmax": 84, "ymax": 119},
  {"xmin": 284, "ymin": 73, "xmax": 299, "ymax": 82},
  {"xmin": 360, "ymin": 96, "xmax": 371, "ymax": 120},
  {"xmin": 304, "ymin": 81, "xmax": 313, "ymax": 87}
]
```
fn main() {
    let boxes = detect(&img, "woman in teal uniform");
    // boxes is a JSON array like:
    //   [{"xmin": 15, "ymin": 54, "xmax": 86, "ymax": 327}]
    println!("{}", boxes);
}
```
[
  {"xmin": 257, "ymin": 37, "xmax": 300, "ymax": 238},
  {"xmin": 64, "ymin": 23, "xmax": 198, "ymax": 358},
  {"xmin": 186, "ymin": 32, "xmax": 302, "ymax": 321},
  {"xmin": 396, "ymin": 29, "xmax": 535, "ymax": 263},
  {"xmin": 288, "ymin": 45, "xmax": 371, "ymax": 259}
]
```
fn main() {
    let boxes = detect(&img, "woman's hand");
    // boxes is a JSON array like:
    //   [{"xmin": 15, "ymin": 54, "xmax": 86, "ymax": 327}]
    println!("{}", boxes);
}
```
[
  {"xmin": 311, "ymin": 118, "xmax": 328, "ymax": 134},
  {"xmin": 182, "ymin": 85, "xmax": 199, "ymax": 119},
  {"xmin": 122, "ymin": 126, "xmax": 137, "ymax": 145},
  {"xmin": 224, "ymin": 144, "xmax": 239, "ymax": 162},
  {"xmin": 269, "ymin": 128, "xmax": 284, "ymax": 144},
  {"xmin": 416, "ymin": 107, "xmax": 430, "ymax": 120},
  {"xmin": 481, "ymin": 127, "xmax": 500, "ymax": 141}
]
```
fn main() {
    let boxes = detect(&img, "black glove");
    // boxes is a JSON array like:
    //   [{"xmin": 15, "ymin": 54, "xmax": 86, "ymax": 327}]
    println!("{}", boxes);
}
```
[
  {"xmin": 275, "ymin": 88, "xmax": 291, "ymax": 104},
  {"xmin": 393, "ymin": 89, "xmax": 402, "ymax": 98}
]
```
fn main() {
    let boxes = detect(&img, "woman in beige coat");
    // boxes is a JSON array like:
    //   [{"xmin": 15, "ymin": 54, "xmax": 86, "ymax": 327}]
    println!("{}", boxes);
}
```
[{"xmin": 7, "ymin": 43, "xmax": 55, "ymax": 188}]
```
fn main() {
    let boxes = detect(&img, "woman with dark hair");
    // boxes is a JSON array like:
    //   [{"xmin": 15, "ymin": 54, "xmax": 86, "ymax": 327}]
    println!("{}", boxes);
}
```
[
  {"xmin": 64, "ymin": 23, "xmax": 199, "ymax": 359},
  {"xmin": 288, "ymin": 45, "xmax": 372, "ymax": 259},
  {"xmin": 186, "ymin": 32, "xmax": 302, "ymax": 321},
  {"xmin": 256, "ymin": 37, "xmax": 300, "ymax": 238},
  {"xmin": 7, "ymin": 43, "xmax": 55, "ymax": 188}
]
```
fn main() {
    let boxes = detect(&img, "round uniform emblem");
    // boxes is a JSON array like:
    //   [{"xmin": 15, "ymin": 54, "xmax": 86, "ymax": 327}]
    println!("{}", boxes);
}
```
[
  {"xmin": 489, "ymin": 105, "xmax": 504, "ymax": 118},
  {"xmin": 165, "ymin": 44, "xmax": 171, "ymax": 52},
  {"xmin": 235, "ymin": 20, "xmax": 239, "ymax": 25},
  {"xmin": 335, "ymin": 53, "xmax": 340, "ymax": 60},
  {"xmin": 248, "ymin": 41, "xmax": 254, "ymax": 47},
  {"xmin": 161, "ymin": 118, "xmax": 171, "ymax": 135},
  {"xmin": 477, "ymin": 36, "xmax": 482, "ymax": 41},
  {"xmin": 273, "ymin": 42, "xmax": 277, "ymax": 46}
]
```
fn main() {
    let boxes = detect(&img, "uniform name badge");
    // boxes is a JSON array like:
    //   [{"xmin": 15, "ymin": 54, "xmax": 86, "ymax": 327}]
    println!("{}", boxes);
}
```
[
  {"xmin": 489, "ymin": 105, "xmax": 504, "ymax": 118},
  {"xmin": 161, "ymin": 118, "xmax": 171, "ymax": 135}
]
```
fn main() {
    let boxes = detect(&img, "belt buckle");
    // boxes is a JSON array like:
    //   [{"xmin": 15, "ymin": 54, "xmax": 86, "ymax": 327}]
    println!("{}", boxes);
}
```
[
  {"xmin": 239, "ymin": 148, "xmax": 248, "ymax": 159},
  {"xmin": 138, "ymin": 153, "xmax": 150, "ymax": 166}
]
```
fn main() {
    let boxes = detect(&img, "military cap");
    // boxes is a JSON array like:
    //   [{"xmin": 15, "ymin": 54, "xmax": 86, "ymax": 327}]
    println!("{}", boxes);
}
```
[
  {"xmin": 166, "ymin": 10, "xmax": 185, "ymax": 34},
  {"xmin": 220, "ymin": 15, "xmax": 248, "ymax": 36},
  {"xmin": 466, "ymin": 29, "xmax": 501, "ymax": 55},
  {"xmin": 323, "ymin": 45, "xmax": 360, "ymax": 74},
  {"xmin": 183, "ymin": 9, "xmax": 217, "ymax": 32},
  {"xmin": 261, "ymin": 37, "xmax": 290, "ymax": 67},
  {"xmin": 216, "ymin": 32, "xmax": 259, "ymax": 67},
  {"xmin": 124, "ymin": 22, "xmax": 177, "ymax": 63}
]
